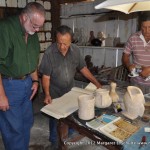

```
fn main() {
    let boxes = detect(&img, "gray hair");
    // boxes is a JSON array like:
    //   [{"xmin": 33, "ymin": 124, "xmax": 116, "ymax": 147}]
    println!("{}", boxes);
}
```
[{"xmin": 22, "ymin": 2, "xmax": 45, "ymax": 16}]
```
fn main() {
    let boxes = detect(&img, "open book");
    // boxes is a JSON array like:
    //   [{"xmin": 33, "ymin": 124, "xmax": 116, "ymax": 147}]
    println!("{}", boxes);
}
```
[
  {"xmin": 86, "ymin": 113, "xmax": 139, "ymax": 143},
  {"xmin": 41, "ymin": 85, "xmax": 95, "ymax": 119},
  {"xmin": 98, "ymin": 117, "xmax": 139, "ymax": 143},
  {"xmin": 86, "ymin": 114, "xmax": 117, "ymax": 130}
]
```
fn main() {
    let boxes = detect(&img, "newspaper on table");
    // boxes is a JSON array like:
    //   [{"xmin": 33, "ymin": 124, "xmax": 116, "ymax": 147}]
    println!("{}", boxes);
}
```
[
  {"xmin": 86, "ymin": 114, "xmax": 117, "ymax": 130},
  {"xmin": 86, "ymin": 115, "xmax": 140, "ymax": 143}
]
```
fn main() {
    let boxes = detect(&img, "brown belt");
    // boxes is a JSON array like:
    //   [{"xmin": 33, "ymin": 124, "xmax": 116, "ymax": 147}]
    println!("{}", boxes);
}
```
[{"xmin": 1, "ymin": 74, "xmax": 29, "ymax": 80}]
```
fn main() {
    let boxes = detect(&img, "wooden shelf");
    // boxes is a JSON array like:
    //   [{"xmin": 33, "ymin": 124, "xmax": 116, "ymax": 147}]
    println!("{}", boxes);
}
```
[
  {"xmin": 38, "ymin": 30, "xmax": 51, "ymax": 33},
  {"xmin": 40, "ymin": 40, "xmax": 52, "ymax": 43}
]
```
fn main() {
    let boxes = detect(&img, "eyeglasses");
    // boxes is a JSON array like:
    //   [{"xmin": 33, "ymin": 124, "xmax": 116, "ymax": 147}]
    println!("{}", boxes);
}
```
[{"xmin": 27, "ymin": 14, "xmax": 41, "ymax": 30}]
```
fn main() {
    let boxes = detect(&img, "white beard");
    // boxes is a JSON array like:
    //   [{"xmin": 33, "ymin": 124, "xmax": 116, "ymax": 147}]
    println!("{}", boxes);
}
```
[{"xmin": 28, "ymin": 31, "xmax": 35, "ymax": 35}]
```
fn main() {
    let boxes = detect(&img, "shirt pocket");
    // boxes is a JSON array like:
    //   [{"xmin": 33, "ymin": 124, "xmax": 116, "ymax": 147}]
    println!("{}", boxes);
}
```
[
  {"xmin": 51, "ymin": 64, "xmax": 62, "ymax": 78},
  {"xmin": 71, "ymin": 59, "xmax": 79, "ymax": 70}
]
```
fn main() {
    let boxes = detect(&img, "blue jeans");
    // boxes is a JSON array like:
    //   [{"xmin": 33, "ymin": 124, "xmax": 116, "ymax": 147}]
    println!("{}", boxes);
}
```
[
  {"xmin": 49, "ymin": 117, "xmax": 58, "ymax": 144},
  {"xmin": 0, "ymin": 76, "xmax": 33, "ymax": 150}
]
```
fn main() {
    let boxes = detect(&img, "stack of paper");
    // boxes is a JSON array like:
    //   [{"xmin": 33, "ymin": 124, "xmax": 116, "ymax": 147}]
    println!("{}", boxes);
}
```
[{"xmin": 41, "ymin": 87, "xmax": 95, "ymax": 119}]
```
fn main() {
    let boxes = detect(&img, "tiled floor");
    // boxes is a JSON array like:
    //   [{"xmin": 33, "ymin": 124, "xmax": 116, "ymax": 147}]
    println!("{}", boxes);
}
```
[{"xmin": 0, "ymin": 93, "xmax": 108, "ymax": 150}]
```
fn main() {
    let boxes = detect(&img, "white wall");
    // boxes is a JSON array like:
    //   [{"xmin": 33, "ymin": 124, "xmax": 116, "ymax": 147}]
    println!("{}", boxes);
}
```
[
  {"xmin": 79, "ymin": 46, "xmax": 124, "ymax": 68},
  {"xmin": 60, "ymin": 2, "xmax": 138, "ymax": 45}
]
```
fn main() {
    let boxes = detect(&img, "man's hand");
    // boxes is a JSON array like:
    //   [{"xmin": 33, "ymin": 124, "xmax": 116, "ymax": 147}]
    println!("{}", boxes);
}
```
[
  {"xmin": 44, "ymin": 95, "xmax": 52, "ymax": 105},
  {"xmin": 0, "ymin": 95, "xmax": 9, "ymax": 111},
  {"xmin": 95, "ymin": 82, "xmax": 102, "ymax": 89},
  {"xmin": 127, "ymin": 64, "xmax": 136, "ymax": 72},
  {"xmin": 30, "ymin": 82, "xmax": 39, "ymax": 100},
  {"xmin": 140, "ymin": 66, "xmax": 150, "ymax": 78}
]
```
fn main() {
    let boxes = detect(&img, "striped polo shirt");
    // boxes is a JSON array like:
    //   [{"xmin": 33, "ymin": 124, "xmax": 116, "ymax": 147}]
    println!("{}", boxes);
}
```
[{"xmin": 124, "ymin": 31, "xmax": 150, "ymax": 85}]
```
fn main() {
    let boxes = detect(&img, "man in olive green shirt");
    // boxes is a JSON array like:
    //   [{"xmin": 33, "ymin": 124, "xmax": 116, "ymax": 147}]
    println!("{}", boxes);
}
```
[{"xmin": 0, "ymin": 2, "xmax": 45, "ymax": 150}]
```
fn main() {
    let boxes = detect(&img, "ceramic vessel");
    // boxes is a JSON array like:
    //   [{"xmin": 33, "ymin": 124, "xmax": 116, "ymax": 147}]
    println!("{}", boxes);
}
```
[
  {"xmin": 95, "ymin": 89, "xmax": 112, "ymax": 108},
  {"xmin": 78, "ymin": 94, "xmax": 95, "ymax": 120},
  {"xmin": 124, "ymin": 86, "xmax": 145, "ymax": 118}
]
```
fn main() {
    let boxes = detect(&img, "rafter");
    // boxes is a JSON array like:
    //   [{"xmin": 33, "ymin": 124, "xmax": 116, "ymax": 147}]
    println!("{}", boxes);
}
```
[{"xmin": 59, "ymin": 0, "xmax": 94, "ymax": 4}]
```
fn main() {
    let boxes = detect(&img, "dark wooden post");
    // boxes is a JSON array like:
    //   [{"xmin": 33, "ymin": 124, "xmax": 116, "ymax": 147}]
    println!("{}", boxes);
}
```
[{"xmin": 50, "ymin": 0, "xmax": 61, "ymax": 43}]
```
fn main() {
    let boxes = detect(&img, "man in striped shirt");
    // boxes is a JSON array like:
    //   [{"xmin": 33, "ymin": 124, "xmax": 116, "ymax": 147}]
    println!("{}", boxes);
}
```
[{"xmin": 122, "ymin": 12, "xmax": 150, "ymax": 94}]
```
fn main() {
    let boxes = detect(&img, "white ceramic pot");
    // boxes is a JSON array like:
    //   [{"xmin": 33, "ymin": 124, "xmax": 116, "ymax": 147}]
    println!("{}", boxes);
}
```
[
  {"xmin": 95, "ymin": 89, "xmax": 112, "ymax": 108},
  {"xmin": 124, "ymin": 86, "xmax": 145, "ymax": 118},
  {"xmin": 78, "ymin": 94, "xmax": 95, "ymax": 120}
]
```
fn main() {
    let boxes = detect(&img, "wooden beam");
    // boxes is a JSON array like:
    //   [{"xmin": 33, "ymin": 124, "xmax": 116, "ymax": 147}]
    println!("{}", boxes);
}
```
[
  {"xmin": 59, "ymin": 0, "xmax": 92, "ymax": 4},
  {"xmin": 50, "ymin": 0, "xmax": 61, "ymax": 42}
]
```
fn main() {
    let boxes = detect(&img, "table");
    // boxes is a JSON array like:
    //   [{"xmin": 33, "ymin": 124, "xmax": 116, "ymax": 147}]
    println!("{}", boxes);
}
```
[
  {"xmin": 57, "ymin": 107, "xmax": 123, "ymax": 150},
  {"xmin": 57, "ymin": 103, "xmax": 150, "ymax": 150},
  {"xmin": 57, "ymin": 85, "xmax": 150, "ymax": 150}
]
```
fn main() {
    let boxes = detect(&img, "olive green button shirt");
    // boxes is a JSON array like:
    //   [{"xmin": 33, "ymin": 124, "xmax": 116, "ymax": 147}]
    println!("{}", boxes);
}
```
[{"xmin": 0, "ymin": 15, "xmax": 40, "ymax": 77}]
